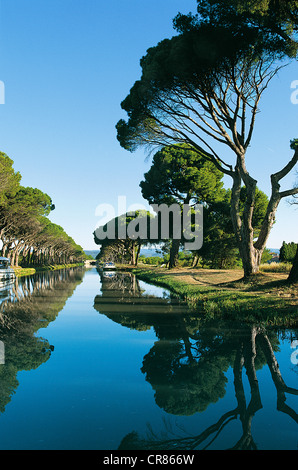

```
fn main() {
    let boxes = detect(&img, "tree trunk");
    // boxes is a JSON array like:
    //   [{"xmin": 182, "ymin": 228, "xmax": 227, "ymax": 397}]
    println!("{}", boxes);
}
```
[
  {"xmin": 130, "ymin": 241, "xmax": 136, "ymax": 265},
  {"xmin": 135, "ymin": 243, "xmax": 141, "ymax": 266},
  {"xmin": 230, "ymin": 164, "xmax": 281, "ymax": 279},
  {"xmin": 239, "ymin": 241, "xmax": 264, "ymax": 278},
  {"xmin": 10, "ymin": 246, "xmax": 17, "ymax": 266},
  {"xmin": 192, "ymin": 253, "xmax": 200, "ymax": 268},
  {"xmin": 14, "ymin": 242, "xmax": 25, "ymax": 267},
  {"xmin": 168, "ymin": 238, "xmax": 180, "ymax": 269},
  {"xmin": 288, "ymin": 246, "xmax": 298, "ymax": 284},
  {"xmin": 230, "ymin": 168, "xmax": 259, "ymax": 278},
  {"xmin": 6, "ymin": 244, "xmax": 14, "ymax": 263},
  {"xmin": 26, "ymin": 248, "xmax": 33, "ymax": 266},
  {"xmin": 1, "ymin": 243, "xmax": 8, "ymax": 257}
]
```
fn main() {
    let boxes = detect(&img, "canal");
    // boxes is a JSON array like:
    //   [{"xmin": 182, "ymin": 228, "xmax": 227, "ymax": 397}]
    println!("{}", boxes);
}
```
[{"xmin": 0, "ymin": 267, "xmax": 296, "ymax": 450}]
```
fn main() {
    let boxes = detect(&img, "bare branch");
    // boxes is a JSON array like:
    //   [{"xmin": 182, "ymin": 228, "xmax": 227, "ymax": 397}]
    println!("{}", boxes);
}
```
[
  {"xmin": 280, "ymin": 187, "xmax": 298, "ymax": 199},
  {"xmin": 271, "ymin": 147, "xmax": 298, "ymax": 184}
]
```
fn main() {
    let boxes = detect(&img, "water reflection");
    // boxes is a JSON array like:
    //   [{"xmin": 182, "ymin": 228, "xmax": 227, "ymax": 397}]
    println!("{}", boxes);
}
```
[
  {"xmin": 0, "ymin": 267, "xmax": 85, "ymax": 413},
  {"xmin": 94, "ymin": 272, "xmax": 298, "ymax": 450},
  {"xmin": 94, "ymin": 271, "xmax": 193, "ymax": 331},
  {"xmin": 0, "ymin": 279, "xmax": 15, "ymax": 307}
]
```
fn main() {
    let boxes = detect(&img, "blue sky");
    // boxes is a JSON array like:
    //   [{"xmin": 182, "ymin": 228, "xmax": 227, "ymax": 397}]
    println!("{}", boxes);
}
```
[{"xmin": 0, "ymin": 0, "xmax": 297, "ymax": 250}]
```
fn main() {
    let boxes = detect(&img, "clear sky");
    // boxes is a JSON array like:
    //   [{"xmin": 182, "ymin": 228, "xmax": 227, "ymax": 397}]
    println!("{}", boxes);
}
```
[{"xmin": 0, "ymin": 0, "xmax": 297, "ymax": 250}]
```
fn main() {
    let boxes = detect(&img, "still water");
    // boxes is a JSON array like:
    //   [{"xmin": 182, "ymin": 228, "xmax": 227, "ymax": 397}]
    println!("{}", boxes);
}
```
[{"xmin": 0, "ymin": 267, "xmax": 296, "ymax": 450}]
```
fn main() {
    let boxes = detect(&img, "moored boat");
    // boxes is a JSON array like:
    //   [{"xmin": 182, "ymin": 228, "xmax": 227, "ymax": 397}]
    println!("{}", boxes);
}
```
[
  {"xmin": 0, "ymin": 257, "xmax": 16, "ymax": 282},
  {"xmin": 102, "ymin": 261, "xmax": 116, "ymax": 271}
]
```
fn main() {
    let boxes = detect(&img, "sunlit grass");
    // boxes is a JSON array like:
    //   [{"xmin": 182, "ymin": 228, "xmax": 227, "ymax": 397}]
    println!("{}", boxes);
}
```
[
  {"xmin": 132, "ymin": 266, "xmax": 298, "ymax": 327},
  {"xmin": 259, "ymin": 262, "xmax": 292, "ymax": 273}
]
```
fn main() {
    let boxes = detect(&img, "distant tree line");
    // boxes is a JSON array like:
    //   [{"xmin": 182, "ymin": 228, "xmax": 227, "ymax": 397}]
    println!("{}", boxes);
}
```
[{"xmin": 0, "ymin": 152, "xmax": 85, "ymax": 267}]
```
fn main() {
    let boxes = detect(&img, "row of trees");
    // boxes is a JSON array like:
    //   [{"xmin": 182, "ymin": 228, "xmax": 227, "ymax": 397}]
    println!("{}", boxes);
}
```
[
  {"xmin": 0, "ymin": 152, "xmax": 86, "ymax": 267},
  {"xmin": 94, "ymin": 144, "xmax": 272, "ymax": 270},
  {"xmin": 115, "ymin": 0, "xmax": 298, "ymax": 281},
  {"xmin": 94, "ymin": 210, "xmax": 153, "ymax": 266}
]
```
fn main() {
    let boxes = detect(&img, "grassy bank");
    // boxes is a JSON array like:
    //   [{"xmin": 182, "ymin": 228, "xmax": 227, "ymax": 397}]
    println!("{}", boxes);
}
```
[
  {"xmin": 131, "ymin": 266, "xmax": 298, "ymax": 326},
  {"xmin": 13, "ymin": 263, "xmax": 84, "ymax": 277}
]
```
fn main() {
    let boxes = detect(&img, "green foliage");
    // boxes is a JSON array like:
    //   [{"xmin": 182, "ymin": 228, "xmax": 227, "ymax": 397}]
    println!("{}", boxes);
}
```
[
  {"xmin": 138, "ymin": 144, "xmax": 270, "ymax": 270},
  {"xmin": 117, "ymin": 20, "xmax": 269, "ymax": 153},
  {"xmin": 140, "ymin": 144, "xmax": 226, "ymax": 268},
  {"xmin": 279, "ymin": 241, "xmax": 298, "ymax": 263},
  {"xmin": 239, "ymin": 186, "xmax": 269, "ymax": 232},
  {"xmin": 116, "ymin": 2, "xmax": 294, "ymax": 153},
  {"xmin": 194, "ymin": 0, "xmax": 298, "ymax": 57},
  {"xmin": 140, "ymin": 144, "xmax": 224, "ymax": 205},
  {"xmin": 0, "ymin": 152, "xmax": 21, "ymax": 205},
  {"xmin": 5, "ymin": 186, "xmax": 54, "ymax": 219},
  {"xmin": 94, "ymin": 210, "xmax": 154, "ymax": 265},
  {"xmin": 0, "ymin": 151, "xmax": 85, "ymax": 266},
  {"xmin": 260, "ymin": 248, "xmax": 272, "ymax": 263},
  {"xmin": 195, "ymin": 186, "xmax": 268, "ymax": 269},
  {"xmin": 139, "ymin": 255, "xmax": 163, "ymax": 266}
]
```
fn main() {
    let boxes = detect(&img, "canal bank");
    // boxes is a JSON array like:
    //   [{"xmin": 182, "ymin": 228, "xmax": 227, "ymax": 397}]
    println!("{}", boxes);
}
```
[
  {"xmin": 131, "ymin": 266, "xmax": 298, "ymax": 327},
  {"xmin": 12, "ymin": 263, "xmax": 85, "ymax": 277}
]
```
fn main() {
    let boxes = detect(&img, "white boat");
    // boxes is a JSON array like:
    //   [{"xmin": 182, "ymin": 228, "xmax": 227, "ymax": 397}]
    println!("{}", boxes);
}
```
[
  {"xmin": 0, "ymin": 257, "xmax": 16, "ymax": 282},
  {"xmin": 102, "ymin": 261, "xmax": 116, "ymax": 271}
]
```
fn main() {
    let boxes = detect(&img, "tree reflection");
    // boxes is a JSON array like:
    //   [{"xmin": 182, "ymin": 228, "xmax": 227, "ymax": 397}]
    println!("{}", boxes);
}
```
[
  {"xmin": 0, "ymin": 267, "xmax": 85, "ymax": 413},
  {"xmin": 124, "ymin": 325, "xmax": 297, "ymax": 450},
  {"xmin": 94, "ymin": 271, "xmax": 192, "ymax": 331},
  {"xmin": 93, "ymin": 272, "xmax": 297, "ymax": 450}
]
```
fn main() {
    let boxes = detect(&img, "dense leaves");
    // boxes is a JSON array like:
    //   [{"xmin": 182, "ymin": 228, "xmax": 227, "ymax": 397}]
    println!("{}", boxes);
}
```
[
  {"xmin": 140, "ymin": 144, "xmax": 225, "ymax": 267},
  {"xmin": 194, "ymin": 0, "xmax": 298, "ymax": 57},
  {"xmin": 140, "ymin": 144, "xmax": 224, "ymax": 206},
  {"xmin": 279, "ymin": 241, "xmax": 298, "ymax": 263},
  {"xmin": 0, "ymin": 153, "xmax": 85, "ymax": 266},
  {"xmin": 116, "ymin": 9, "xmax": 290, "ymax": 154},
  {"xmin": 0, "ymin": 152, "xmax": 21, "ymax": 205},
  {"xmin": 94, "ymin": 210, "xmax": 154, "ymax": 265}
]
